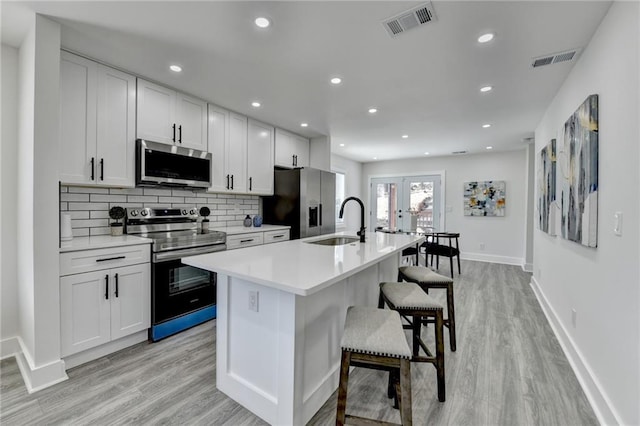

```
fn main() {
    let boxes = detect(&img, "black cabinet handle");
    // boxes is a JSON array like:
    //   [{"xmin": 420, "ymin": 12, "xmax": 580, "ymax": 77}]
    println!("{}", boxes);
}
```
[
  {"xmin": 295, "ymin": 155, "xmax": 298, "ymax": 167},
  {"xmin": 230, "ymin": 175, "xmax": 234, "ymax": 190},
  {"xmin": 273, "ymin": 235, "xmax": 284, "ymax": 239},
  {"xmin": 249, "ymin": 177, "xmax": 252, "ymax": 191},
  {"xmin": 319, "ymin": 203, "xmax": 323, "ymax": 226},
  {"xmin": 105, "ymin": 274, "xmax": 109, "ymax": 300},
  {"xmin": 226, "ymin": 174, "xmax": 230, "ymax": 190},
  {"xmin": 96, "ymin": 256, "xmax": 126, "ymax": 262},
  {"xmin": 90, "ymin": 157, "xmax": 95, "ymax": 181},
  {"xmin": 292, "ymin": 154, "xmax": 296, "ymax": 167},
  {"xmin": 178, "ymin": 125, "xmax": 182, "ymax": 143},
  {"xmin": 100, "ymin": 158, "xmax": 104, "ymax": 181},
  {"xmin": 114, "ymin": 273, "xmax": 119, "ymax": 298},
  {"xmin": 240, "ymin": 239, "xmax": 254, "ymax": 243},
  {"xmin": 172, "ymin": 123, "xmax": 176, "ymax": 142}
]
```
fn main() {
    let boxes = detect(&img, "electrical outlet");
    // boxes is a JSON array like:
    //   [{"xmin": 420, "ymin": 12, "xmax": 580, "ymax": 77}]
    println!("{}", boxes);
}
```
[
  {"xmin": 571, "ymin": 309, "xmax": 577, "ymax": 328},
  {"xmin": 479, "ymin": 242, "xmax": 485, "ymax": 250},
  {"xmin": 249, "ymin": 291, "xmax": 259, "ymax": 312}
]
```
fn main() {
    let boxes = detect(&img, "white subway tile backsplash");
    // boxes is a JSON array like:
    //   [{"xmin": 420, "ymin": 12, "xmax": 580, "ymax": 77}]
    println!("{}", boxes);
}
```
[
  {"xmin": 60, "ymin": 202, "xmax": 68, "ymax": 210},
  {"xmin": 172, "ymin": 189, "xmax": 196, "ymax": 197},
  {"xmin": 143, "ymin": 188, "xmax": 170, "ymax": 196},
  {"xmin": 68, "ymin": 211, "xmax": 90, "ymax": 219},
  {"xmin": 60, "ymin": 186, "xmax": 68, "ymax": 193},
  {"xmin": 90, "ymin": 194, "xmax": 128, "ymax": 202},
  {"xmin": 71, "ymin": 219, "xmax": 109, "ymax": 228},
  {"xmin": 90, "ymin": 227, "xmax": 112, "ymax": 236},
  {"xmin": 128, "ymin": 196, "xmax": 159, "ymax": 203},
  {"xmin": 110, "ymin": 188, "xmax": 143, "ymax": 195},
  {"xmin": 68, "ymin": 202, "xmax": 109, "ymax": 211},
  {"xmin": 158, "ymin": 196, "xmax": 185, "ymax": 203},
  {"xmin": 72, "ymin": 228, "xmax": 90, "ymax": 237},
  {"xmin": 184, "ymin": 197, "xmax": 200, "ymax": 204},
  {"xmin": 68, "ymin": 186, "xmax": 109, "ymax": 194},
  {"xmin": 196, "ymin": 192, "xmax": 216, "ymax": 198},
  {"xmin": 61, "ymin": 193, "xmax": 90, "ymax": 202},
  {"xmin": 90, "ymin": 211, "xmax": 110, "ymax": 219}
]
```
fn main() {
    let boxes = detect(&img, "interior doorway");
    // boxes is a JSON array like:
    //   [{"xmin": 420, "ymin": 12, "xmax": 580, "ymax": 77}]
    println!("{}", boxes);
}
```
[{"xmin": 370, "ymin": 174, "xmax": 443, "ymax": 232}]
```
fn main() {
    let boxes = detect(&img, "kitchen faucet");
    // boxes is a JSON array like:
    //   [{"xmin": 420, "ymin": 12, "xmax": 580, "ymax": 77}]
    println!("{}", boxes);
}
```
[{"xmin": 339, "ymin": 197, "xmax": 366, "ymax": 243}]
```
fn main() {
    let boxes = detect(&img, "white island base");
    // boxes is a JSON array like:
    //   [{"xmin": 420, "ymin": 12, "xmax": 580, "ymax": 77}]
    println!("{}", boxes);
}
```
[{"xmin": 185, "ymin": 232, "xmax": 422, "ymax": 425}]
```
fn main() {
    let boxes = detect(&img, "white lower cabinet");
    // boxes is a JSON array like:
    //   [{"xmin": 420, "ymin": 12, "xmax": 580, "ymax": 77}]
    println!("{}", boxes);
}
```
[{"xmin": 60, "ymin": 247, "xmax": 150, "ymax": 358}]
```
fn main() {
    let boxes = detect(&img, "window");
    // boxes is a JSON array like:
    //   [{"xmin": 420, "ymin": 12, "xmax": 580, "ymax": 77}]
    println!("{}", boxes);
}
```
[{"xmin": 335, "ymin": 171, "xmax": 345, "ymax": 226}]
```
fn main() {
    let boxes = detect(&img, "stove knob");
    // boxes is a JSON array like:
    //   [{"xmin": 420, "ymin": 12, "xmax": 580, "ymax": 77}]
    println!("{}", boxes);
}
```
[
  {"xmin": 140, "ymin": 210, "xmax": 148, "ymax": 216},
  {"xmin": 190, "ymin": 209, "xmax": 196, "ymax": 215},
  {"xmin": 130, "ymin": 210, "xmax": 138, "ymax": 217},
  {"xmin": 182, "ymin": 209, "xmax": 187, "ymax": 215}
]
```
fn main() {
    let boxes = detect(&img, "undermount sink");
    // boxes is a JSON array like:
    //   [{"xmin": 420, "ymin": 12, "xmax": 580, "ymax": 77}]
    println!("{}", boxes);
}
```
[{"xmin": 306, "ymin": 236, "xmax": 360, "ymax": 246}]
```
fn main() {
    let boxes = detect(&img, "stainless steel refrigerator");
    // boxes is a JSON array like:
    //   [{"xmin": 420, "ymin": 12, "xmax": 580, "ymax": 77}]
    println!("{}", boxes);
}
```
[{"xmin": 262, "ymin": 168, "xmax": 336, "ymax": 240}]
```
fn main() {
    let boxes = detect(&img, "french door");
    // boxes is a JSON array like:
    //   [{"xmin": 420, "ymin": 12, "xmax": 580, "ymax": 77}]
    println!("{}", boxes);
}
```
[{"xmin": 370, "ymin": 175, "xmax": 442, "ymax": 232}]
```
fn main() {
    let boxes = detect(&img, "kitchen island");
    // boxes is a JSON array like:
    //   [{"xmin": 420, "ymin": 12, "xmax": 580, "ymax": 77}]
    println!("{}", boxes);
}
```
[{"xmin": 184, "ymin": 231, "xmax": 424, "ymax": 425}]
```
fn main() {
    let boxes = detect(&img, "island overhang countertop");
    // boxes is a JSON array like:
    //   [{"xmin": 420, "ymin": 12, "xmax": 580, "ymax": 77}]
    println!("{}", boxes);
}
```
[{"xmin": 183, "ymin": 231, "xmax": 424, "ymax": 296}]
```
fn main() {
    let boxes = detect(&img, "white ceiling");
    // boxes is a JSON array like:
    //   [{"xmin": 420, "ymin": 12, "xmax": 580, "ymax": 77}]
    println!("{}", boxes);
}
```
[{"xmin": 1, "ymin": 1, "xmax": 611, "ymax": 163}]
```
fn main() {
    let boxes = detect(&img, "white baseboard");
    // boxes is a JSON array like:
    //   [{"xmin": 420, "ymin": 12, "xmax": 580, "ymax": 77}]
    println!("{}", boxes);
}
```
[
  {"xmin": 14, "ymin": 337, "xmax": 68, "ymax": 393},
  {"xmin": 529, "ymin": 276, "xmax": 621, "ymax": 425},
  {"xmin": 63, "ymin": 330, "xmax": 148, "ymax": 369},
  {"xmin": 460, "ymin": 252, "xmax": 524, "ymax": 266},
  {"xmin": 0, "ymin": 336, "xmax": 20, "ymax": 359},
  {"xmin": 521, "ymin": 262, "xmax": 533, "ymax": 273}
]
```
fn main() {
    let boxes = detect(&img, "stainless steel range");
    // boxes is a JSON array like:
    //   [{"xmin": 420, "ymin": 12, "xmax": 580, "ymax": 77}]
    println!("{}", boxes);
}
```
[{"xmin": 126, "ymin": 207, "xmax": 226, "ymax": 341}]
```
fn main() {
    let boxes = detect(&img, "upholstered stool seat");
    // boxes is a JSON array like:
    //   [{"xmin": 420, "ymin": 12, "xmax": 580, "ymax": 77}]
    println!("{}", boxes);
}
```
[
  {"xmin": 337, "ymin": 306, "xmax": 413, "ymax": 426},
  {"xmin": 379, "ymin": 282, "xmax": 446, "ymax": 402},
  {"xmin": 398, "ymin": 266, "xmax": 457, "ymax": 352}
]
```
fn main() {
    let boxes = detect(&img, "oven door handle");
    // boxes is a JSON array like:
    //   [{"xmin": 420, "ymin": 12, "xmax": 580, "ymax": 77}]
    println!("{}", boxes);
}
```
[{"xmin": 153, "ymin": 244, "xmax": 227, "ymax": 263}]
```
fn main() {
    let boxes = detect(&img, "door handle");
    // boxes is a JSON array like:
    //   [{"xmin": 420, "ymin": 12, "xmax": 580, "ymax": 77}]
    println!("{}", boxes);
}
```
[
  {"xmin": 100, "ymin": 158, "xmax": 104, "ymax": 181},
  {"xmin": 105, "ymin": 274, "xmax": 109, "ymax": 300},
  {"xmin": 114, "ymin": 273, "xmax": 119, "ymax": 298},
  {"xmin": 90, "ymin": 157, "xmax": 95, "ymax": 181},
  {"xmin": 292, "ymin": 154, "xmax": 296, "ymax": 167},
  {"xmin": 172, "ymin": 123, "xmax": 176, "ymax": 142},
  {"xmin": 178, "ymin": 125, "xmax": 182, "ymax": 143},
  {"xmin": 249, "ymin": 177, "xmax": 252, "ymax": 191},
  {"xmin": 230, "ymin": 175, "xmax": 234, "ymax": 190},
  {"xmin": 226, "ymin": 174, "xmax": 230, "ymax": 190}
]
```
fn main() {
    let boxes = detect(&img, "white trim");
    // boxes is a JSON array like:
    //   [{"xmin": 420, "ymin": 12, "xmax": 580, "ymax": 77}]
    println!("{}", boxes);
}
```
[
  {"xmin": 0, "ymin": 336, "xmax": 20, "ymax": 359},
  {"xmin": 530, "ymin": 276, "xmax": 622, "ymax": 426},
  {"xmin": 521, "ymin": 262, "xmax": 533, "ymax": 273},
  {"xmin": 460, "ymin": 252, "xmax": 523, "ymax": 266},
  {"xmin": 14, "ymin": 337, "xmax": 68, "ymax": 393},
  {"xmin": 63, "ymin": 330, "xmax": 149, "ymax": 369}
]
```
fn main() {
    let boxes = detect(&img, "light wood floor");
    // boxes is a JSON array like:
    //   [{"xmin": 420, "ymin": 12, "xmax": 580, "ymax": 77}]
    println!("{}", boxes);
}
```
[{"xmin": 1, "ymin": 260, "xmax": 598, "ymax": 425}]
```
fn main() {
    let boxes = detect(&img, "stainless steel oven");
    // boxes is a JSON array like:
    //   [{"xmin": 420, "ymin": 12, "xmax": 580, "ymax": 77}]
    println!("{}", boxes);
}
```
[{"xmin": 126, "ymin": 207, "xmax": 226, "ymax": 341}]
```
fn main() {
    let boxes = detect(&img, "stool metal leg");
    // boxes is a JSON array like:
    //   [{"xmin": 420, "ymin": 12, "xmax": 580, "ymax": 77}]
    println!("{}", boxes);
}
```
[{"xmin": 336, "ymin": 350, "xmax": 351, "ymax": 426}]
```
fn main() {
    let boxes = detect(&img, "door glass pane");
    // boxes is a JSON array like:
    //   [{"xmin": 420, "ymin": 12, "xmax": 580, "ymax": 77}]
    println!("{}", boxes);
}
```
[
  {"xmin": 375, "ymin": 183, "xmax": 398, "ymax": 230},
  {"xmin": 169, "ymin": 264, "xmax": 211, "ymax": 294},
  {"xmin": 408, "ymin": 180, "xmax": 435, "ymax": 230}
]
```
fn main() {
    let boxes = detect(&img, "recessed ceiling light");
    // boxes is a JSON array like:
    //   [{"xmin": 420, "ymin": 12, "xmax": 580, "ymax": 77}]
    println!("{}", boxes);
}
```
[
  {"xmin": 424, "ymin": 152, "xmax": 430, "ymax": 155},
  {"xmin": 330, "ymin": 77, "xmax": 342, "ymax": 85},
  {"xmin": 482, "ymin": 124, "xmax": 491, "ymax": 128},
  {"xmin": 480, "ymin": 86, "xmax": 493, "ymax": 92},
  {"xmin": 373, "ymin": 157, "xmax": 377, "ymax": 160},
  {"xmin": 486, "ymin": 146, "xmax": 493, "ymax": 150},
  {"xmin": 169, "ymin": 65, "xmax": 182, "ymax": 73},
  {"xmin": 251, "ymin": 101, "xmax": 261, "ymax": 107},
  {"xmin": 339, "ymin": 143, "xmax": 345, "ymax": 147},
  {"xmin": 478, "ymin": 33, "xmax": 494, "ymax": 43},
  {"xmin": 401, "ymin": 135, "xmax": 409, "ymax": 139},
  {"xmin": 368, "ymin": 108, "xmax": 378, "ymax": 114},
  {"xmin": 255, "ymin": 17, "xmax": 270, "ymax": 28},
  {"xmin": 300, "ymin": 123, "xmax": 308, "ymax": 127}
]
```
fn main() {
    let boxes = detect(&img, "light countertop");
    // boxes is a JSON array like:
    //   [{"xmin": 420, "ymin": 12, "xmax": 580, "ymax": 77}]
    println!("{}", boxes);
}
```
[
  {"xmin": 210, "ymin": 224, "xmax": 291, "ymax": 235},
  {"xmin": 59, "ymin": 235, "xmax": 152, "ymax": 253},
  {"xmin": 184, "ymin": 231, "xmax": 423, "ymax": 296}
]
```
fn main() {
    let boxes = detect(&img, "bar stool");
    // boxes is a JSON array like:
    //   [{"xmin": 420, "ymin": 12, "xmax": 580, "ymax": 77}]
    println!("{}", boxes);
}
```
[
  {"xmin": 337, "ymin": 306, "xmax": 413, "ymax": 426},
  {"xmin": 378, "ymin": 282, "xmax": 446, "ymax": 402},
  {"xmin": 398, "ymin": 266, "xmax": 457, "ymax": 352}
]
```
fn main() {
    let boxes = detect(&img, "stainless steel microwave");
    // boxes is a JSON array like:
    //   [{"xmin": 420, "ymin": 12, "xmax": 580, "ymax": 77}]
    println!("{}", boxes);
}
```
[{"xmin": 136, "ymin": 139, "xmax": 212, "ymax": 189}]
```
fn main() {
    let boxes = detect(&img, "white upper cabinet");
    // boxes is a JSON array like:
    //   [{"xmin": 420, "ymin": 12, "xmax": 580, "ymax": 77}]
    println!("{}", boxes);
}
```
[
  {"xmin": 247, "ymin": 119, "xmax": 274, "ymax": 195},
  {"xmin": 207, "ymin": 105, "xmax": 247, "ymax": 193},
  {"xmin": 59, "ymin": 51, "xmax": 135, "ymax": 187},
  {"xmin": 137, "ymin": 79, "xmax": 207, "ymax": 151},
  {"xmin": 275, "ymin": 128, "xmax": 309, "ymax": 168}
]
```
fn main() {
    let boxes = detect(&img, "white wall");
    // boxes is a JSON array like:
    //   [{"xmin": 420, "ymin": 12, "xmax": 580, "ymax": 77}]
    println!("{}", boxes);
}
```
[
  {"xmin": 1, "ymin": 44, "xmax": 20, "ymax": 353},
  {"xmin": 533, "ymin": 3, "xmax": 639, "ymax": 425},
  {"xmin": 362, "ymin": 149, "xmax": 528, "ymax": 265},
  {"xmin": 331, "ymin": 154, "xmax": 363, "ymax": 233}
]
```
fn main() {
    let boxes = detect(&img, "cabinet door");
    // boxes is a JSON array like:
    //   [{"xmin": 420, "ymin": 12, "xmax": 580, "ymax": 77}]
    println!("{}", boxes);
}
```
[
  {"xmin": 228, "ymin": 113, "xmax": 248, "ymax": 192},
  {"xmin": 291, "ymin": 134, "xmax": 310, "ymax": 168},
  {"xmin": 207, "ymin": 104, "xmax": 230, "ymax": 193},
  {"xmin": 247, "ymin": 119, "xmax": 274, "ymax": 195},
  {"xmin": 110, "ymin": 264, "xmax": 150, "ymax": 340},
  {"xmin": 176, "ymin": 93, "xmax": 207, "ymax": 151},
  {"xmin": 59, "ymin": 51, "xmax": 98, "ymax": 185},
  {"xmin": 96, "ymin": 65, "xmax": 136, "ymax": 187},
  {"xmin": 60, "ymin": 271, "xmax": 111, "ymax": 357},
  {"xmin": 136, "ymin": 79, "xmax": 176, "ymax": 144},
  {"xmin": 275, "ymin": 128, "xmax": 295, "ymax": 168}
]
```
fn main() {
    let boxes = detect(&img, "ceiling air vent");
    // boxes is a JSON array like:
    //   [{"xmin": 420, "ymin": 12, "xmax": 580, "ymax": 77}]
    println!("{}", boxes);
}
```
[
  {"xmin": 532, "ymin": 48, "xmax": 581, "ymax": 68},
  {"xmin": 383, "ymin": 2, "xmax": 437, "ymax": 38},
  {"xmin": 452, "ymin": 150, "xmax": 467, "ymax": 155}
]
